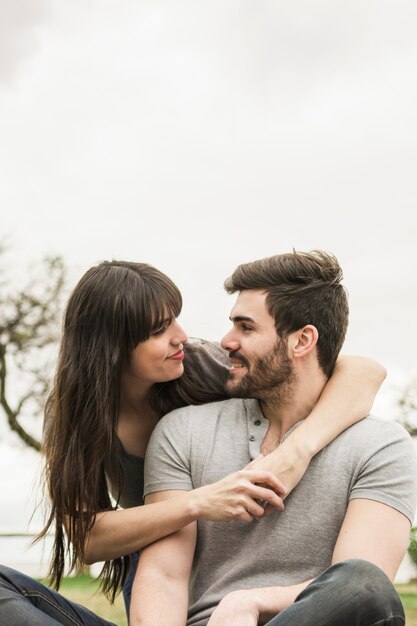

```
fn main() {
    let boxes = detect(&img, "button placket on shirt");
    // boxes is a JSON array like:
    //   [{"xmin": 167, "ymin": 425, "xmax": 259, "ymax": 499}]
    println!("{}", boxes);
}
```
[{"xmin": 248, "ymin": 412, "xmax": 268, "ymax": 461}]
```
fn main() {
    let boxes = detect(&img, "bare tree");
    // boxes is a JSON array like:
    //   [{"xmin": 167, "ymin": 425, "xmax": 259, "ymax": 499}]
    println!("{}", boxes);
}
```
[{"xmin": 0, "ymin": 255, "xmax": 66, "ymax": 450}]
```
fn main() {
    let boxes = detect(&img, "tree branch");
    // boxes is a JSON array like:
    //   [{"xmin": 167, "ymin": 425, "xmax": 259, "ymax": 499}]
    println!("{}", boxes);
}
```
[{"xmin": 0, "ymin": 344, "xmax": 41, "ymax": 451}]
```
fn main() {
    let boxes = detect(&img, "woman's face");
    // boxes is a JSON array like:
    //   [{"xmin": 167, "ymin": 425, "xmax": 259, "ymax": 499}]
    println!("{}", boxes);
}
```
[{"xmin": 125, "ymin": 317, "xmax": 189, "ymax": 385}]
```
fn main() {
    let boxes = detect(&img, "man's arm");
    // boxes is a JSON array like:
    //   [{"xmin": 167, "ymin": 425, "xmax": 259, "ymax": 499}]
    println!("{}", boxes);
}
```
[
  {"xmin": 331, "ymin": 498, "xmax": 411, "ymax": 579},
  {"xmin": 208, "ymin": 498, "xmax": 411, "ymax": 625},
  {"xmin": 130, "ymin": 490, "xmax": 196, "ymax": 626}
]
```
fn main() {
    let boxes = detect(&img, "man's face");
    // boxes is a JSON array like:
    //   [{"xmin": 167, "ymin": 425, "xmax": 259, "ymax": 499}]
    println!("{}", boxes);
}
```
[{"xmin": 221, "ymin": 289, "xmax": 293, "ymax": 400}]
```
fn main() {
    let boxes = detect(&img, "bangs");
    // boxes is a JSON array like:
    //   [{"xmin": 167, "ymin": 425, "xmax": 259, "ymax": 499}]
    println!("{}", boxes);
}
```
[
  {"xmin": 128, "ymin": 269, "xmax": 182, "ymax": 345},
  {"xmin": 148, "ymin": 284, "xmax": 182, "ymax": 334}
]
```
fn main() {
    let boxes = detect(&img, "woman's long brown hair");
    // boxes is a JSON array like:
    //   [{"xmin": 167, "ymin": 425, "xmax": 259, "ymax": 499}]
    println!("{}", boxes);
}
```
[{"xmin": 36, "ymin": 261, "xmax": 182, "ymax": 600}]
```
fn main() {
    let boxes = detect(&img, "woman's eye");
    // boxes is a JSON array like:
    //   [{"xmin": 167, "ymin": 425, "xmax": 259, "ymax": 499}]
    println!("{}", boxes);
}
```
[{"xmin": 152, "ymin": 326, "xmax": 166, "ymax": 337}]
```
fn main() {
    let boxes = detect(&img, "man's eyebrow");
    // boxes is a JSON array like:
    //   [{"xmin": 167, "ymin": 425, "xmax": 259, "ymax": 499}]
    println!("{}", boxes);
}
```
[{"xmin": 229, "ymin": 315, "xmax": 256, "ymax": 323}]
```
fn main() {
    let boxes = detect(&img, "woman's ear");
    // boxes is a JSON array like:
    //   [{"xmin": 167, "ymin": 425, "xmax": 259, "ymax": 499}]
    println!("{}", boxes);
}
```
[{"xmin": 292, "ymin": 325, "xmax": 319, "ymax": 359}]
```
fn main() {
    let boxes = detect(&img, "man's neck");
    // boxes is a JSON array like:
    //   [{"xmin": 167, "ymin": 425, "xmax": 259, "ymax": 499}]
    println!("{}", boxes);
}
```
[{"xmin": 259, "ymin": 363, "xmax": 328, "ymax": 442}]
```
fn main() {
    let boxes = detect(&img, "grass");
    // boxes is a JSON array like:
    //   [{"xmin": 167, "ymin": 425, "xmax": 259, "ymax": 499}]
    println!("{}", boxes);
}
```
[
  {"xmin": 40, "ymin": 577, "xmax": 417, "ymax": 626},
  {"xmin": 397, "ymin": 582, "xmax": 417, "ymax": 625},
  {"xmin": 41, "ymin": 575, "xmax": 128, "ymax": 626}
]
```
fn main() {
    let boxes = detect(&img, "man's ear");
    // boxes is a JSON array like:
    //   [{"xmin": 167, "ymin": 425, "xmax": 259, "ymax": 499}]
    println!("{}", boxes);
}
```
[{"xmin": 290, "ymin": 325, "xmax": 319, "ymax": 359}]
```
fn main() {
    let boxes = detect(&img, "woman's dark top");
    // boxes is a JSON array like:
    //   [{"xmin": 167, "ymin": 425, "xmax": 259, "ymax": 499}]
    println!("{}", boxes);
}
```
[{"xmin": 106, "ymin": 339, "xmax": 230, "ymax": 508}]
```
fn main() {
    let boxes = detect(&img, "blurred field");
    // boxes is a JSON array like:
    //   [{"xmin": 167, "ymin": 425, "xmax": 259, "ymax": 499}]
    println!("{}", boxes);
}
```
[
  {"xmin": 397, "ymin": 582, "xmax": 417, "ymax": 626},
  {"xmin": 45, "ymin": 576, "xmax": 417, "ymax": 626},
  {"xmin": 44, "ymin": 575, "xmax": 128, "ymax": 626}
]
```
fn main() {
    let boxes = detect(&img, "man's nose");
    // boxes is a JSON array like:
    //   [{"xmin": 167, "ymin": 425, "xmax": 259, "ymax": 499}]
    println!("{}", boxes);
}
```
[{"xmin": 221, "ymin": 330, "xmax": 239, "ymax": 353}]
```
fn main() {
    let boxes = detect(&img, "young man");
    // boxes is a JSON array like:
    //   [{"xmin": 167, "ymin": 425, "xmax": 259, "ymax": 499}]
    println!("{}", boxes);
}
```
[{"xmin": 131, "ymin": 250, "xmax": 417, "ymax": 626}]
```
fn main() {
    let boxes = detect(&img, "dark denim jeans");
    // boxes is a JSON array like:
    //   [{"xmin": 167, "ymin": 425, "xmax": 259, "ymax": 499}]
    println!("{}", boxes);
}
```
[
  {"xmin": 0, "ymin": 565, "xmax": 115, "ymax": 625},
  {"xmin": 265, "ymin": 560, "xmax": 405, "ymax": 626},
  {"xmin": 0, "ymin": 559, "xmax": 405, "ymax": 625},
  {"xmin": 122, "ymin": 552, "xmax": 140, "ymax": 621}
]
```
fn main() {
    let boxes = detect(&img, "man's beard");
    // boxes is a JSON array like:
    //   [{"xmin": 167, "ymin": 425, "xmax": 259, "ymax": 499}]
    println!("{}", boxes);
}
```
[{"xmin": 225, "ymin": 338, "xmax": 294, "ymax": 402}]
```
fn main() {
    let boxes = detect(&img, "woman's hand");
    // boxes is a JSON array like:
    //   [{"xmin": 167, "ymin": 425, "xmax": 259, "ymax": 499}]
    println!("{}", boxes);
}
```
[
  {"xmin": 247, "ymin": 435, "xmax": 311, "ymax": 499},
  {"xmin": 190, "ymin": 469, "xmax": 287, "ymax": 523}
]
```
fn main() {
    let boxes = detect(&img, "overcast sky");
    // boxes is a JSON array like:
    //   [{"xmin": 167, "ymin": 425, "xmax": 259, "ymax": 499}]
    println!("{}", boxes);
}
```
[
  {"xmin": 1, "ymin": 0, "xmax": 416, "ymax": 378},
  {"xmin": 1, "ymin": 1, "xmax": 417, "ymax": 561}
]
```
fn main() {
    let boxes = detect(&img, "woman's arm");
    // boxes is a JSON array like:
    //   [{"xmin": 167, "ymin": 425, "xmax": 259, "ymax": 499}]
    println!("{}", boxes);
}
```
[
  {"xmin": 83, "ymin": 468, "xmax": 286, "ymax": 563},
  {"xmin": 85, "ymin": 356, "xmax": 385, "ymax": 563},
  {"xmin": 250, "ymin": 355, "xmax": 386, "ymax": 494}
]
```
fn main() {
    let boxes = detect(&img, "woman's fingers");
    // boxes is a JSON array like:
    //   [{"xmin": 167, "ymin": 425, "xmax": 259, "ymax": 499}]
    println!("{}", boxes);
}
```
[
  {"xmin": 234, "ymin": 489, "xmax": 284, "ymax": 522},
  {"xmin": 231, "ymin": 499, "xmax": 264, "ymax": 522},
  {"xmin": 231, "ymin": 473, "xmax": 286, "ymax": 517},
  {"xmin": 238, "ymin": 469, "xmax": 288, "ymax": 497},
  {"xmin": 195, "ymin": 468, "xmax": 287, "ymax": 522},
  {"xmin": 249, "ymin": 485, "xmax": 285, "ymax": 511}
]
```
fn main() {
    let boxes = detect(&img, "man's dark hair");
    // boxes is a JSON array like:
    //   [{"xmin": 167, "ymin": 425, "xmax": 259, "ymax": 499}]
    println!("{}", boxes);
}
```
[{"xmin": 224, "ymin": 250, "xmax": 349, "ymax": 377}]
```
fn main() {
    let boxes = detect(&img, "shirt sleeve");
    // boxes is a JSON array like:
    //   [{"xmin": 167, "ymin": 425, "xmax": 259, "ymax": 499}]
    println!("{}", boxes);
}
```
[
  {"xmin": 144, "ymin": 408, "xmax": 194, "ymax": 497},
  {"xmin": 349, "ymin": 420, "xmax": 417, "ymax": 524},
  {"xmin": 182, "ymin": 338, "xmax": 230, "ymax": 397},
  {"xmin": 149, "ymin": 339, "xmax": 230, "ymax": 416}
]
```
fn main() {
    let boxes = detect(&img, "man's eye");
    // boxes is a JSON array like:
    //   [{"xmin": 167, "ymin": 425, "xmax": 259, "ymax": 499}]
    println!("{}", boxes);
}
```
[{"xmin": 241, "ymin": 324, "xmax": 253, "ymax": 332}]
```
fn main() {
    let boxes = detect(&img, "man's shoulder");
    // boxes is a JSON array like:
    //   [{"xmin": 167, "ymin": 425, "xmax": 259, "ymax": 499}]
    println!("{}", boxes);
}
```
[
  {"xmin": 149, "ymin": 398, "xmax": 257, "ymax": 451},
  {"xmin": 326, "ymin": 414, "xmax": 416, "ymax": 468},
  {"xmin": 159, "ymin": 397, "xmax": 254, "ymax": 425},
  {"xmin": 341, "ymin": 414, "xmax": 412, "ymax": 442}
]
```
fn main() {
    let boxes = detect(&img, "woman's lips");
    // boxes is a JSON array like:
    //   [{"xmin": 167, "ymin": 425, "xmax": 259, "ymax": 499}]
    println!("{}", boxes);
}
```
[{"xmin": 168, "ymin": 349, "xmax": 184, "ymax": 361}]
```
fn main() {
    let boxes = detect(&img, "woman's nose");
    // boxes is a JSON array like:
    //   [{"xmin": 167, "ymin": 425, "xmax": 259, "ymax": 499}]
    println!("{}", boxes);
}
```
[{"xmin": 171, "ymin": 321, "xmax": 188, "ymax": 346}]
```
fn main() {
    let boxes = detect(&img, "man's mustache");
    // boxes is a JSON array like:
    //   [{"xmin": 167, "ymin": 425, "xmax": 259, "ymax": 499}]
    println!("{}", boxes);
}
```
[{"xmin": 228, "ymin": 351, "xmax": 250, "ymax": 368}]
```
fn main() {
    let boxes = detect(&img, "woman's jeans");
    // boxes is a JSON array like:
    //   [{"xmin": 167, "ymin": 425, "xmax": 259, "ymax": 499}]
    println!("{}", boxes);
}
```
[
  {"xmin": 122, "ymin": 552, "xmax": 140, "ymax": 619},
  {"xmin": 0, "ymin": 559, "xmax": 405, "ymax": 625},
  {"xmin": 0, "ymin": 565, "xmax": 115, "ymax": 625}
]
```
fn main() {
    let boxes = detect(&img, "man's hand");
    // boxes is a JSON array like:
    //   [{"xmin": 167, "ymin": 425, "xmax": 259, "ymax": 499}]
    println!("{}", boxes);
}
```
[{"xmin": 207, "ymin": 590, "xmax": 259, "ymax": 626}]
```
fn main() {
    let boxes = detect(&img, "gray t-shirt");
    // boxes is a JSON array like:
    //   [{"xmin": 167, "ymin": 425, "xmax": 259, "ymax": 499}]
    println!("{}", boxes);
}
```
[
  {"xmin": 107, "ymin": 339, "xmax": 230, "ymax": 509},
  {"xmin": 144, "ymin": 398, "xmax": 417, "ymax": 626}
]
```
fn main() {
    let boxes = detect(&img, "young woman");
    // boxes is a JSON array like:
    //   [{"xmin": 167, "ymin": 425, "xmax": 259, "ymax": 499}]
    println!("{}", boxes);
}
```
[{"xmin": 0, "ymin": 260, "xmax": 386, "ymax": 625}]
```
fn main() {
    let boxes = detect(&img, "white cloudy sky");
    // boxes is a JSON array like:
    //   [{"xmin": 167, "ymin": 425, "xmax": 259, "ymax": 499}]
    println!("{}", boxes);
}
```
[
  {"xmin": 0, "ymin": 1, "xmax": 416, "ymax": 566},
  {"xmin": 1, "ymin": 1, "xmax": 416, "ymax": 385},
  {"xmin": 1, "ymin": 0, "xmax": 416, "ymax": 377}
]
